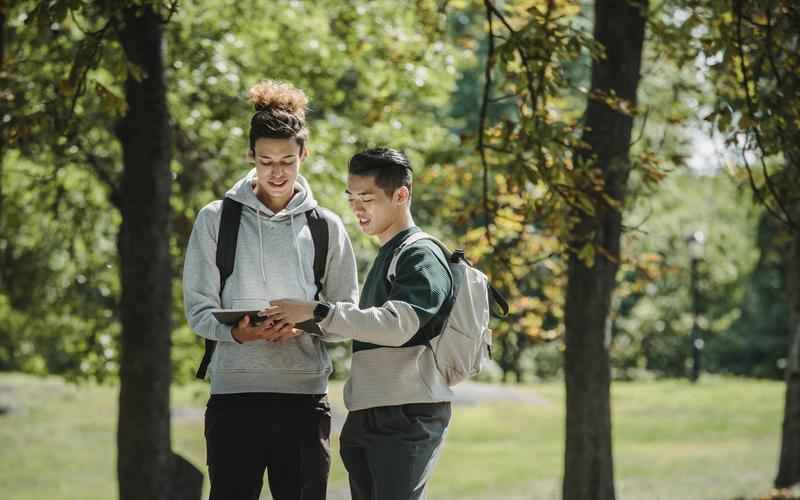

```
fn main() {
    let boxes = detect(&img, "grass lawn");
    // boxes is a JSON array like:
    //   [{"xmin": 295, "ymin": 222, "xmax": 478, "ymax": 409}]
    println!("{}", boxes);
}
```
[{"xmin": 0, "ymin": 373, "xmax": 789, "ymax": 500}]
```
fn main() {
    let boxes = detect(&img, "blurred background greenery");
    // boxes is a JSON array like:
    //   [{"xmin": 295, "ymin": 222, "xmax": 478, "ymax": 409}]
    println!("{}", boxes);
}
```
[
  {"xmin": 2, "ymin": 0, "xmax": 798, "ymax": 499},
  {"xmin": 0, "ymin": 0, "xmax": 790, "ymax": 387}
]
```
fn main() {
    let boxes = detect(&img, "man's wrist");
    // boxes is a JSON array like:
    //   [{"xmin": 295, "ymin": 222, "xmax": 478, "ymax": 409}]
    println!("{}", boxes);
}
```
[
  {"xmin": 230, "ymin": 326, "xmax": 243, "ymax": 344},
  {"xmin": 313, "ymin": 302, "xmax": 332, "ymax": 323}
]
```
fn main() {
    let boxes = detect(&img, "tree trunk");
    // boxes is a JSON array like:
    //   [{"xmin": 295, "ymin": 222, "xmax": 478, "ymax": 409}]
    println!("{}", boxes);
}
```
[
  {"xmin": 114, "ymin": 6, "xmax": 201, "ymax": 500},
  {"xmin": 0, "ymin": 6, "xmax": 5, "ymax": 223},
  {"xmin": 562, "ymin": 2, "xmax": 647, "ymax": 500},
  {"xmin": 776, "ymin": 217, "xmax": 800, "ymax": 488},
  {"xmin": 499, "ymin": 333, "xmax": 515, "ymax": 382}
]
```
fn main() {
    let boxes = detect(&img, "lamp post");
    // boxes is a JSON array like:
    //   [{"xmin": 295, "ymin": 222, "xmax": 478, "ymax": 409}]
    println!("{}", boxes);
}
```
[{"xmin": 687, "ymin": 231, "xmax": 705, "ymax": 383}]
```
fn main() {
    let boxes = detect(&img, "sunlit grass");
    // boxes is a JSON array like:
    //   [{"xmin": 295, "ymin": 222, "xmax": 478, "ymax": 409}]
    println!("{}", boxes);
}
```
[{"xmin": 0, "ymin": 373, "xmax": 788, "ymax": 500}]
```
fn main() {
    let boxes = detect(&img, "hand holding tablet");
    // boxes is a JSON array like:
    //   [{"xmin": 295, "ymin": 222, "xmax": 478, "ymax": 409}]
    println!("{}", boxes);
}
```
[{"xmin": 210, "ymin": 308, "xmax": 324, "ymax": 337}]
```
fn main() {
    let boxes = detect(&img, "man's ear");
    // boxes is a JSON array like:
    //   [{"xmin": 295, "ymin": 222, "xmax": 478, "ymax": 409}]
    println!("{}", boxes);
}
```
[
  {"xmin": 300, "ymin": 147, "xmax": 310, "ymax": 161},
  {"xmin": 394, "ymin": 186, "xmax": 411, "ymax": 205}
]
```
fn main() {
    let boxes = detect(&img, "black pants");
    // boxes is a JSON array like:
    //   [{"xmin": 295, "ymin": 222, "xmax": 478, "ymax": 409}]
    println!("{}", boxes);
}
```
[
  {"xmin": 340, "ymin": 402, "xmax": 451, "ymax": 500},
  {"xmin": 205, "ymin": 392, "xmax": 331, "ymax": 500}
]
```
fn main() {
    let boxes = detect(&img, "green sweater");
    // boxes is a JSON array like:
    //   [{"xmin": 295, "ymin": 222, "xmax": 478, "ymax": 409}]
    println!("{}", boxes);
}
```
[
  {"xmin": 353, "ymin": 227, "xmax": 452, "ymax": 352},
  {"xmin": 319, "ymin": 226, "xmax": 456, "ymax": 410}
]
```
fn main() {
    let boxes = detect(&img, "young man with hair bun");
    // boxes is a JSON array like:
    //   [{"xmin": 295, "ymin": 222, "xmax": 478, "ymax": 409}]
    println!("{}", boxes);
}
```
[{"xmin": 182, "ymin": 80, "xmax": 358, "ymax": 500}]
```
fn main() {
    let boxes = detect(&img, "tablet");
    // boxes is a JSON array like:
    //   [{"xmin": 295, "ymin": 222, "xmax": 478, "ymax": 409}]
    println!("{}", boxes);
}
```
[{"xmin": 210, "ymin": 309, "xmax": 323, "ymax": 336}]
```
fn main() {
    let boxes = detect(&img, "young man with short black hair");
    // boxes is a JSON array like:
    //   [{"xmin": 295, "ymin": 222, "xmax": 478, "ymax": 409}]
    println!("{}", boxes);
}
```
[{"xmin": 269, "ymin": 147, "xmax": 454, "ymax": 500}]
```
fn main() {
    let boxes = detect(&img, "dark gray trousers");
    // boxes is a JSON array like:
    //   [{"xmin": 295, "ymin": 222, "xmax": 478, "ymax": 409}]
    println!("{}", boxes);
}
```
[{"xmin": 340, "ymin": 402, "xmax": 451, "ymax": 500}]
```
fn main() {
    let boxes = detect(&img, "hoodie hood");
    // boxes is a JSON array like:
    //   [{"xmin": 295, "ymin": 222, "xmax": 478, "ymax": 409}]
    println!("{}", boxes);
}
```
[
  {"xmin": 224, "ymin": 169, "xmax": 319, "ymax": 286},
  {"xmin": 226, "ymin": 168, "xmax": 318, "ymax": 220}
]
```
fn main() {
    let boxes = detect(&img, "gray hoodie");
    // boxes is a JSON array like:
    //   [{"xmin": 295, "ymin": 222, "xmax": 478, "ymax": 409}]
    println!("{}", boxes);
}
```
[{"xmin": 182, "ymin": 169, "xmax": 359, "ymax": 395}]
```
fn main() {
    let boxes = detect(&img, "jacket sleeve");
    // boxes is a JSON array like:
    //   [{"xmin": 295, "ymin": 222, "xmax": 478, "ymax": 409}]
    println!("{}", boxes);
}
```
[
  {"xmin": 182, "ymin": 202, "xmax": 239, "ymax": 343},
  {"xmin": 319, "ymin": 243, "xmax": 451, "ymax": 346},
  {"xmin": 317, "ymin": 213, "xmax": 360, "ymax": 342}
]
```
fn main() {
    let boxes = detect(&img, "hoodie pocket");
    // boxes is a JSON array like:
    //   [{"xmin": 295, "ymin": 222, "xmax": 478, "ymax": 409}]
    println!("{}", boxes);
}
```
[{"xmin": 216, "ymin": 334, "xmax": 329, "ymax": 374}]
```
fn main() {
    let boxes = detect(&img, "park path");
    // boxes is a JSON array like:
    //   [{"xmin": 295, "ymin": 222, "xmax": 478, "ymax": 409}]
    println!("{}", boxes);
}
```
[
  {"xmin": 170, "ymin": 380, "xmax": 551, "ymax": 429},
  {"xmin": 328, "ymin": 380, "xmax": 550, "ymax": 432}
]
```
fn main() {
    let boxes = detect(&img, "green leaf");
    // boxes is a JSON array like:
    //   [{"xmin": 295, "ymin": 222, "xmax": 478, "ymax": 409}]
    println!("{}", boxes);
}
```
[
  {"xmin": 94, "ymin": 81, "xmax": 127, "ymax": 115},
  {"xmin": 578, "ymin": 243, "xmax": 595, "ymax": 268}
]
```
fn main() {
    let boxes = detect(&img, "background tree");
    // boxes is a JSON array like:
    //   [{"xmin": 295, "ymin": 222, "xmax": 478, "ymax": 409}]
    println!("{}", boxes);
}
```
[
  {"xmin": 461, "ymin": 0, "xmax": 648, "ymax": 497},
  {"xmin": 694, "ymin": 0, "xmax": 800, "ymax": 488},
  {"xmin": 561, "ymin": 2, "xmax": 647, "ymax": 498},
  {"xmin": 6, "ymin": 2, "xmax": 202, "ymax": 499},
  {"xmin": 115, "ymin": 4, "xmax": 202, "ymax": 500},
  {"xmin": 0, "ymin": 2, "xmax": 5, "ymax": 221},
  {"xmin": 2, "ymin": 1, "xmax": 128, "ymax": 379}
]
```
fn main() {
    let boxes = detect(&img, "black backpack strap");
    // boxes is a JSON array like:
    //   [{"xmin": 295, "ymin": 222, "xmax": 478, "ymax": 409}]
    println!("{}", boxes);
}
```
[
  {"xmin": 305, "ymin": 208, "xmax": 329, "ymax": 300},
  {"xmin": 195, "ymin": 198, "xmax": 243, "ymax": 380},
  {"xmin": 489, "ymin": 285, "xmax": 509, "ymax": 318},
  {"xmin": 216, "ymin": 198, "xmax": 244, "ymax": 291}
]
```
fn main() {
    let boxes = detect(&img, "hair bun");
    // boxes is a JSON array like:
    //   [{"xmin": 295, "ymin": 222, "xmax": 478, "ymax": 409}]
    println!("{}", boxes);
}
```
[{"xmin": 248, "ymin": 80, "xmax": 308, "ymax": 120}]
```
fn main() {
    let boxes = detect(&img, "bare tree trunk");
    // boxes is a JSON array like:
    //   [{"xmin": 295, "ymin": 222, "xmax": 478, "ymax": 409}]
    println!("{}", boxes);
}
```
[
  {"xmin": 114, "ymin": 6, "xmax": 201, "ymax": 500},
  {"xmin": 0, "ymin": 6, "xmax": 5, "ymax": 223},
  {"xmin": 562, "ymin": 2, "xmax": 647, "ymax": 500},
  {"xmin": 776, "ymin": 215, "xmax": 800, "ymax": 488}
]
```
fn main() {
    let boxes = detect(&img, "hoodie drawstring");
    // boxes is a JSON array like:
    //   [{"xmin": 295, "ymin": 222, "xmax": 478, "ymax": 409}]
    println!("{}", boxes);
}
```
[
  {"xmin": 255, "ymin": 209, "xmax": 310, "ymax": 292},
  {"xmin": 257, "ymin": 207, "xmax": 267, "ymax": 284}
]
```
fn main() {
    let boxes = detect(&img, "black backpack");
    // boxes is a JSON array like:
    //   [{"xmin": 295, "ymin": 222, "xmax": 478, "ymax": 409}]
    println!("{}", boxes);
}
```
[{"xmin": 195, "ymin": 197, "xmax": 329, "ymax": 379}]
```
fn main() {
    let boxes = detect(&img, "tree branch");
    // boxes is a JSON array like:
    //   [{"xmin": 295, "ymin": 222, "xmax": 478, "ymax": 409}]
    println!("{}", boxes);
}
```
[
  {"xmin": 484, "ymin": 0, "xmax": 516, "ymax": 34},
  {"xmin": 629, "ymin": 107, "xmax": 650, "ymax": 147},
  {"xmin": 742, "ymin": 144, "xmax": 789, "ymax": 227},
  {"xmin": 490, "ymin": 94, "xmax": 517, "ymax": 104},
  {"xmin": 161, "ymin": 0, "xmax": 180, "ymax": 24},
  {"xmin": 734, "ymin": 0, "xmax": 796, "ymax": 229},
  {"xmin": 479, "ymin": 0, "xmax": 498, "ymax": 246}
]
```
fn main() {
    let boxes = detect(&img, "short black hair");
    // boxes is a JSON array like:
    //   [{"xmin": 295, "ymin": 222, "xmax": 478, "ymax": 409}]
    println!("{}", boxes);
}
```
[{"xmin": 348, "ymin": 148, "xmax": 413, "ymax": 198}]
